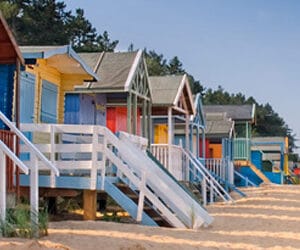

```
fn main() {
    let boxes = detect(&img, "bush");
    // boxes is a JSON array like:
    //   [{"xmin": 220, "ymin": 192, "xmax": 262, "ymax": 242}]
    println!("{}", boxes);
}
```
[{"xmin": 0, "ymin": 204, "xmax": 49, "ymax": 238}]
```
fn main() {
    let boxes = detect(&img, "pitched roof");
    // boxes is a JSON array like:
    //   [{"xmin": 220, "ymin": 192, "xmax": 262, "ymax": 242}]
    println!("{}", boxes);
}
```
[
  {"xmin": 149, "ymin": 75, "xmax": 183, "ymax": 105},
  {"xmin": 77, "ymin": 51, "xmax": 140, "ymax": 91},
  {"xmin": 20, "ymin": 45, "xmax": 98, "ymax": 80},
  {"xmin": 204, "ymin": 112, "xmax": 234, "ymax": 137},
  {"xmin": 203, "ymin": 104, "xmax": 255, "ymax": 122},
  {"xmin": 149, "ymin": 74, "xmax": 195, "ymax": 115},
  {"xmin": 0, "ymin": 11, "xmax": 24, "ymax": 64}
]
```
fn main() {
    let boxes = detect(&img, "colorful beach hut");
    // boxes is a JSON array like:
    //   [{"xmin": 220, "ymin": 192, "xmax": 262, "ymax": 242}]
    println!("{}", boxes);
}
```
[
  {"xmin": 19, "ymin": 45, "xmax": 98, "ymax": 124},
  {"xmin": 149, "ymin": 74, "xmax": 195, "ymax": 179},
  {"xmin": 0, "ymin": 12, "xmax": 24, "ymax": 195},
  {"xmin": 73, "ymin": 50, "xmax": 152, "ymax": 139}
]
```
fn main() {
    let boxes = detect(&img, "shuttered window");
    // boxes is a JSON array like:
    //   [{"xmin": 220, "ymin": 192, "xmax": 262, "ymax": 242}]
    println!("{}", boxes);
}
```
[
  {"xmin": 41, "ymin": 80, "xmax": 58, "ymax": 123},
  {"xmin": 20, "ymin": 71, "xmax": 35, "ymax": 123}
]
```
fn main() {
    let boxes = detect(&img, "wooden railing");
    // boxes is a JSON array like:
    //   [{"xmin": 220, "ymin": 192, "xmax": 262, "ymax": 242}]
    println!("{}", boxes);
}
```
[
  {"xmin": 150, "ymin": 144, "xmax": 187, "ymax": 181},
  {"xmin": 19, "ymin": 124, "xmax": 213, "ymax": 228},
  {"xmin": 0, "ymin": 111, "xmax": 59, "ymax": 237},
  {"xmin": 205, "ymin": 158, "xmax": 234, "ymax": 185},
  {"xmin": 150, "ymin": 144, "xmax": 233, "ymax": 204},
  {"xmin": 0, "ymin": 130, "xmax": 16, "ymax": 192},
  {"xmin": 233, "ymin": 138, "xmax": 251, "ymax": 161}
]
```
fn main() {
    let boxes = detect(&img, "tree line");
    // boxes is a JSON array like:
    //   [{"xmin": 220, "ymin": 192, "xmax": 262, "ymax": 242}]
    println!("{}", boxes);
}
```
[{"xmin": 0, "ymin": 0, "xmax": 297, "ymax": 158}]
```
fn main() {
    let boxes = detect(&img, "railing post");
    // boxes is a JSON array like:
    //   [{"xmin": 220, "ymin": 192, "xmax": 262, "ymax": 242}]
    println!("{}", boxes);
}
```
[
  {"xmin": 0, "ymin": 150, "xmax": 6, "ymax": 223},
  {"xmin": 50, "ymin": 125, "xmax": 55, "ymax": 188},
  {"xmin": 201, "ymin": 178, "xmax": 207, "ymax": 206},
  {"xmin": 209, "ymin": 179, "xmax": 214, "ymax": 204},
  {"xmin": 136, "ymin": 171, "xmax": 146, "ymax": 222},
  {"xmin": 30, "ymin": 154, "xmax": 39, "ymax": 238},
  {"xmin": 90, "ymin": 126, "xmax": 98, "ymax": 190},
  {"xmin": 101, "ymin": 132, "xmax": 107, "ymax": 191}
]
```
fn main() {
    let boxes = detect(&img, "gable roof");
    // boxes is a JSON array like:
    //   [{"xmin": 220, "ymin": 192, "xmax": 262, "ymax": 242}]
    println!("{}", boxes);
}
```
[
  {"xmin": 20, "ymin": 45, "xmax": 98, "ymax": 80},
  {"xmin": 0, "ymin": 12, "xmax": 24, "ymax": 65},
  {"xmin": 149, "ymin": 74, "xmax": 195, "ymax": 114},
  {"xmin": 203, "ymin": 104, "xmax": 255, "ymax": 122},
  {"xmin": 191, "ymin": 93, "xmax": 205, "ymax": 127},
  {"xmin": 205, "ymin": 112, "xmax": 234, "ymax": 138},
  {"xmin": 76, "ymin": 50, "xmax": 141, "ymax": 91}
]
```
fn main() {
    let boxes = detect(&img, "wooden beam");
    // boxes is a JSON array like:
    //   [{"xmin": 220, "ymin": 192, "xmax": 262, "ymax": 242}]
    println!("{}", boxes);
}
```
[
  {"xmin": 127, "ymin": 92, "xmax": 132, "ymax": 133},
  {"xmin": 83, "ymin": 190, "xmax": 97, "ymax": 220},
  {"xmin": 168, "ymin": 107, "xmax": 172, "ymax": 171},
  {"xmin": 133, "ymin": 93, "xmax": 137, "ymax": 134}
]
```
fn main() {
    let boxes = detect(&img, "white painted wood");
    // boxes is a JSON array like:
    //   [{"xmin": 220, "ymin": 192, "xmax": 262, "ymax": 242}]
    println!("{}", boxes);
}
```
[
  {"xmin": 0, "ymin": 150, "xmax": 6, "ymax": 222},
  {"xmin": 90, "ymin": 126, "xmax": 98, "ymax": 189},
  {"xmin": 30, "ymin": 154, "xmax": 39, "ymax": 237},
  {"xmin": 168, "ymin": 107, "xmax": 172, "ymax": 171},
  {"xmin": 137, "ymin": 172, "xmax": 146, "ymax": 222},
  {"xmin": 201, "ymin": 179, "xmax": 207, "ymax": 206},
  {"xmin": 50, "ymin": 125, "xmax": 56, "ymax": 187},
  {"xmin": 124, "ymin": 49, "xmax": 142, "ymax": 91}
]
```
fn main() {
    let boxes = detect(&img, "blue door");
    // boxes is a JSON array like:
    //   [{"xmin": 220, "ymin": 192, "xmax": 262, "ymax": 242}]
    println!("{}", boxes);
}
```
[
  {"xmin": 0, "ymin": 64, "xmax": 15, "ymax": 129},
  {"xmin": 41, "ymin": 80, "xmax": 58, "ymax": 123},
  {"xmin": 20, "ymin": 71, "xmax": 35, "ymax": 123}
]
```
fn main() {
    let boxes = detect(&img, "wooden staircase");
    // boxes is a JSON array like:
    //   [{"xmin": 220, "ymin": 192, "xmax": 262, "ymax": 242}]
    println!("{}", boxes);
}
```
[
  {"xmin": 114, "ymin": 183, "xmax": 172, "ymax": 227},
  {"xmin": 235, "ymin": 160, "xmax": 271, "ymax": 184}
]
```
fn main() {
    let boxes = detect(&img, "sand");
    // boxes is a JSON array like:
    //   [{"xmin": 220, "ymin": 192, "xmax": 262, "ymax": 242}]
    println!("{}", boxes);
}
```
[{"xmin": 1, "ymin": 184, "xmax": 300, "ymax": 250}]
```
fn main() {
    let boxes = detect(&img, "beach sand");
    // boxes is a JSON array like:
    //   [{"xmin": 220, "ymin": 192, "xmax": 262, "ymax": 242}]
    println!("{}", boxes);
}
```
[{"xmin": 1, "ymin": 184, "xmax": 300, "ymax": 250}]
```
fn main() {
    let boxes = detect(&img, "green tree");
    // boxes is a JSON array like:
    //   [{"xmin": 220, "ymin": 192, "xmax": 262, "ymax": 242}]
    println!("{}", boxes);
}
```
[
  {"xmin": 0, "ymin": 0, "xmax": 118, "ymax": 52},
  {"xmin": 203, "ymin": 86, "xmax": 297, "ymax": 154},
  {"xmin": 167, "ymin": 56, "xmax": 185, "ymax": 75}
]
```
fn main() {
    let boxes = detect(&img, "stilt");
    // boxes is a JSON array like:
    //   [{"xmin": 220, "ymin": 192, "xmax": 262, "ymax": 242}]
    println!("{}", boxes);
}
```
[{"xmin": 83, "ymin": 190, "xmax": 97, "ymax": 220}]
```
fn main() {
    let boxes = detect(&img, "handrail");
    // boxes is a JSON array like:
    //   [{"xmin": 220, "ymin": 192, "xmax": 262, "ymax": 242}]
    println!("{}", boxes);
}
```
[
  {"xmin": 234, "ymin": 170, "xmax": 257, "ymax": 187},
  {"xmin": 0, "ymin": 140, "xmax": 29, "ymax": 174},
  {"xmin": 117, "ymin": 132, "xmax": 213, "ymax": 228},
  {"xmin": 183, "ymin": 149, "xmax": 234, "ymax": 203},
  {"xmin": 0, "ymin": 112, "xmax": 59, "ymax": 176}
]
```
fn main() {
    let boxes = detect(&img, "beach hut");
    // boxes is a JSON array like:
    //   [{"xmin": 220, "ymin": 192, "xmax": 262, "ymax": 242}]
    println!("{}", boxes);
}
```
[
  {"xmin": 73, "ymin": 50, "xmax": 151, "ymax": 139},
  {"xmin": 0, "ymin": 12, "xmax": 24, "ymax": 195},
  {"xmin": 19, "ymin": 46, "xmax": 98, "ymax": 124},
  {"xmin": 149, "ymin": 74, "xmax": 195, "ymax": 179},
  {"xmin": 203, "ymin": 111, "xmax": 234, "ymax": 158}
]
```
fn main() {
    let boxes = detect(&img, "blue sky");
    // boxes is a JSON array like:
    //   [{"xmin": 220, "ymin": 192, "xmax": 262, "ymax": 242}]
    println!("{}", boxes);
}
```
[{"xmin": 65, "ymin": 0, "xmax": 300, "ymax": 151}]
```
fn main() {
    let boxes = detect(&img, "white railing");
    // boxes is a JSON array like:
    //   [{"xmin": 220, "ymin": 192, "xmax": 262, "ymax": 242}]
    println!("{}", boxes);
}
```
[
  {"xmin": 150, "ymin": 144, "xmax": 187, "ymax": 180},
  {"xmin": 0, "ymin": 111, "xmax": 59, "ymax": 237},
  {"xmin": 19, "ymin": 124, "xmax": 213, "ymax": 228},
  {"xmin": 0, "ymin": 140, "xmax": 29, "ymax": 222},
  {"xmin": 184, "ymin": 150, "xmax": 234, "ymax": 205},
  {"xmin": 150, "ymin": 144, "xmax": 233, "ymax": 205},
  {"xmin": 205, "ymin": 158, "xmax": 234, "ymax": 185}
]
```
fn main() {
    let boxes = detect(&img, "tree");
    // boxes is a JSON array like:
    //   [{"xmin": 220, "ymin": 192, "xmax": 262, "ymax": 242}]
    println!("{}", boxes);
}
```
[
  {"xmin": 0, "ymin": 0, "xmax": 118, "ymax": 52},
  {"xmin": 167, "ymin": 56, "xmax": 185, "ymax": 75},
  {"xmin": 203, "ymin": 86, "xmax": 297, "ymax": 154}
]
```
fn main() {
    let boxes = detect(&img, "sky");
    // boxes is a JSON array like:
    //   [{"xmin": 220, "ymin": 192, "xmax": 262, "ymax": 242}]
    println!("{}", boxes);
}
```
[{"xmin": 65, "ymin": 0, "xmax": 300, "ymax": 151}]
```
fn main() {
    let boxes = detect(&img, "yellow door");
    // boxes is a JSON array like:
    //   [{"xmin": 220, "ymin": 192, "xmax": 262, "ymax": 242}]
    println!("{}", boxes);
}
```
[{"xmin": 154, "ymin": 124, "xmax": 168, "ymax": 143}]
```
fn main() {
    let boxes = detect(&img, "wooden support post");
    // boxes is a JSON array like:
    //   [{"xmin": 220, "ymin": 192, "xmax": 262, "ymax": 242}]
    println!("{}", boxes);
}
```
[
  {"xmin": 127, "ymin": 92, "xmax": 132, "ymax": 134},
  {"xmin": 30, "ymin": 155, "xmax": 39, "ymax": 238},
  {"xmin": 0, "ymin": 150, "xmax": 6, "ymax": 222},
  {"xmin": 209, "ymin": 179, "xmax": 214, "ymax": 204},
  {"xmin": 90, "ymin": 126, "xmax": 98, "ymax": 190},
  {"xmin": 201, "ymin": 128, "xmax": 205, "ymax": 158},
  {"xmin": 147, "ymin": 101, "xmax": 151, "ymax": 148},
  {"xmin": 83, "ymin": 190, "xmax": 97, "ymax": 220},
  {"xmin": 185, "ymin": 114, "xmax": 189, "ymax": 151},
  {"xmin": 167, "ymin": 107, "xmax": 172, "ymax": 171},
  {"xmin": 133, "ymin": 93, "xmax": 137, "ymax": 135},
  {"xmin": 142, "ymin": 99, "xmax": 146, "ymax": 137},
  {"xmin": 136, "ymin": 172, "xmax": 146, "ymax": 222},
  {"xmin": 201, "ymin": 178, "xmax": 207, "ymax": 207},
  {"xmin": 101, "ymin": 134, "xmax": 107, "ymax": 191},
  {"xmin": 50, "ymin": 125, "xmax": 55, "ymax": 188}
]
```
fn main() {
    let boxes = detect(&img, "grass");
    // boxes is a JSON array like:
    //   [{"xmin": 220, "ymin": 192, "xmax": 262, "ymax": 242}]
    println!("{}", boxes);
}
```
[{"xmin": 0, "ymin": 203, "xmax": 49, "ymax": 238}]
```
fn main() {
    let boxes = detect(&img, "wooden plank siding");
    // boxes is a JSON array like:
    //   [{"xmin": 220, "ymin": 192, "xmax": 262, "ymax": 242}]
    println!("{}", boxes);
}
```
[{"xmin": 24, "ymin": 59, "xmax": 91, "ymax": 124}]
